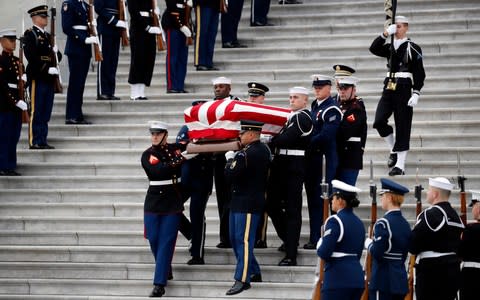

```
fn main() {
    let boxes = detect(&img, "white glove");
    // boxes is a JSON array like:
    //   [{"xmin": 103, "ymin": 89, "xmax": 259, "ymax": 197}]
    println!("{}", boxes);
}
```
[
  {"xmin": 385, "ymin": 24, "xmax": 396, "ymax": 36},
  {"xmin": 179, "ymin": 25, "xmax": 192, "ymax": 38},
  {"xmin": 16, "ymin": 100, "xmax": 28, "ymax": 111},
  {"xmin": 225, "ymin": 0, "xmax": 229, "ymax": 7},
  {"xmin": 21, "ymin": 73, "xmax": 27, "ymax": 82},
  {"xmin": 52, "ymin": 45, "xmax": 58, "ymax": 53},
  {"xmin": 407, "ymin": 93, "xmax": 419, "ymax": 107},
  {"xmin": 225, "ymin": 150, "xmax": 235, "ymax": 160},
  {"xmin": 364, "ymin": 237, "xmax": 373, "ymax": 249},
  {"xmin": 48, "ymin": 67, "xmax": 59, "ymax": 75},
  {"xmin": 186, "ymin": 0, "xmax": 193, "ymax": 7},
  {"xmin": 154, "ymin": 6, "xmax": 161, "ymax": 16},
  {"xmin": 181, "ymin": 151, "xmax": 198, "ymax": 160},
  {"xmin": 260, "ymin": 134, "xmax": 272, "ymax": 144},
  {"xmin": 116, "ymin": 20, "xmax": 127, "ymax": 29},
  {"xmin": 316, "ymin": 238, "xmax": 323, "ymax": 250},
  {"xmin": 85, "ymin": 36, "xmax": 99, "ymax": 44},
  {"xmin": 147, "ymin": 26, "xmax": 161, "ymax": 34}
]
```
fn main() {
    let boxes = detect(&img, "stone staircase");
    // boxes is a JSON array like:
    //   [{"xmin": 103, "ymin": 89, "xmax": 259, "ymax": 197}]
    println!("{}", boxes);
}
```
[{"xmin": 1, "ymin": 0, "xmax": 480, "ymax": 298}]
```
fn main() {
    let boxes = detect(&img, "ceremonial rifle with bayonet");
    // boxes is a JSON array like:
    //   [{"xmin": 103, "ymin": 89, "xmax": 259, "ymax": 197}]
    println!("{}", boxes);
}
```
[
  {"xmin": 151, "ymin": 0, "xmax": 166, "ymax": 51},
  {"xmin": 385, "ymin": 0, "xmax": 398, "ymax": 91},
  {"xmin": 118, "ymin": 0, "xmax": 129, "ymax": 47},
  {"xmin": 457, "ymin": 152, "xmax": 467, "ymax": 226},
  {"xmin": 17, "ymin": 36, "xmax": 30, "ymax": 124},
  {"xmin": 49, "ymin": 5, "xmax": 63, "ymax": 93},
  {"xmin": 87, "ymin": 0, "xmax": 103, "ymax": 61}
]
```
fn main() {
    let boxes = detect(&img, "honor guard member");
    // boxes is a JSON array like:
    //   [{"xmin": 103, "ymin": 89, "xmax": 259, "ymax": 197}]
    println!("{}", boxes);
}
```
[
  {"xmin": 304, "ymin": 74, "xmax": 342, "ymax": 249},
  {"xmin": 94, "ymin": 0, "xmax": 126, "ymax": 100},
  {"xmin": 410, "ymin": 177, "xmax": 464, "ymax": 300},
  {"xmin": 162, "ymin": 0, "xmax": 192, "ymax": 93},
  {"xmin": 0, "ymin": 29, "xmax": 27, "ymax": 176},
  {"xmin": 62, "ymin": 0, "xmax": 97, "ymax": 124},
  {"xmin": 316, "ymin": 180, "xmax": 365, "ymax": 300},
  {"xmin": 266, "ymin": 86, "xmax": 313, "ymax": 265},
  {"xmin": 247, "ymin": 82, "xmax": 268, "ymax": 104},
  {"xmin": 193, "ymin": 0, "xmax": 220, "ymax": 71},
  {"xmin": 221, "ymin": 0, "xmax": 247, "ymax": 48},
  {"xmin": 24, "ymin": 5, "xmax": 62, "ymax": 149},
  {"xmin": 250, "ymin": 0, "xmax": 273, "ymax": 27},
  {"xmin": 458, "ymin": 191, "xmax": 480, "ymax": 300},
  {"xmin": 224, "ymin": 120, "xmax": 271, "ymax": 295},
  {"xmin": 127, "ymin": 0, "xmax": 157, "ymax": 100},
  {"xmin": 365, "ymin": 178, "xmax": 412, "ymax": 300},
  {"xmin": 370, "ymin": 16, "xmax": 426, "ymax": 176},
  {"xmin": 141, "ymin": 121, "xmax": 189, "ymax": 297},
  {"xmin": 335, "ymin": 76, "xmax": 367, "ymax": 185},
  {"xmin": 332, "ymin": 64, "xmax": 356, "ymax": 103}
]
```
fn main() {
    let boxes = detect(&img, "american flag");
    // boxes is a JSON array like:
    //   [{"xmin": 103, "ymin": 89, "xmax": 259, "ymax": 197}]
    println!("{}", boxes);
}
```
[{"xmin": 184, "ymin": 99, "xmax": 291, "ymax": 140}]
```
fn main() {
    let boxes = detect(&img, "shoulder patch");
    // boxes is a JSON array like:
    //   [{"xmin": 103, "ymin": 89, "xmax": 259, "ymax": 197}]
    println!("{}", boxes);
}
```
[{"xmin": 149, "ymin": 155, "xmax": 159, "ymax": 165}]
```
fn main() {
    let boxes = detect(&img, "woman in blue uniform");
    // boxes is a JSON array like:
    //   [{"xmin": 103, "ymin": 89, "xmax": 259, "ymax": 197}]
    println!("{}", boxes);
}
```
[
  {"xmin": 317, "ymin": 179, "xmax": 365, "ymax": 300},
  {"xmin": 365, "ymin": 178, "xmax": 412, "ymax": 300}
]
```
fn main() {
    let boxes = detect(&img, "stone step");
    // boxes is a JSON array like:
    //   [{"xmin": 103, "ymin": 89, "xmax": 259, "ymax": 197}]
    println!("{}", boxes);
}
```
[{"xmin": 0, "ymin": 296, "xmax": 274, "ymax": 300}]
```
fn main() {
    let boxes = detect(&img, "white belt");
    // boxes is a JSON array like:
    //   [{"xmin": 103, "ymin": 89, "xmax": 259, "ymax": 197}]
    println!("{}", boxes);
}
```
[
  {"xmin": 73, "ymin": 25, "xmax": 88, "ymax": 30},
  {"xmin": 415, "ymin": 251, "xmax": 455, "ymax": 263},
  {"xmin": 7, "ymin": 83, "xmax": 18, "ymax": 89},
  {"xmin": 387, "ymin": 72, "xmax": 413, "ymax": 80},
  {"xmin": 278, "ymin": 149, "xmax": 304, "ymax": 156},
  {"xmin": 331, "ymin": 252, "xmax": 356, "ymax": 258},
  {"xmin": 462, "ymin": 261, "xmax": 480, "ymax": 269},
  {"xmin": 150, "ymin": 178, "xmax": 181, "ymax": 186},
  {"xmin": 347, "ymin": 137, "xmax": 361, "ymax": 142},
  {"xmin": 139, "ymin": 11, "xmax": 150, "ymax": 17}
]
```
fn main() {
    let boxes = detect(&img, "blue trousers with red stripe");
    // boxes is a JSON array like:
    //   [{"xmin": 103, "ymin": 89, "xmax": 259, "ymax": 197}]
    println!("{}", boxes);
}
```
[
  {"xmin": 229, "ymin": 212, "xmax": 261, "ymax": 283},
  {"xmin": 144, "ymin": 212, "xmax": 180, "ymax": 286},
  {"xmin": 28, "ymin": 79, "xmax": 54, "ymax": 146},
  {"xmin": 166, "ymin": 29, "xmax": 188, "ymax": 92}
]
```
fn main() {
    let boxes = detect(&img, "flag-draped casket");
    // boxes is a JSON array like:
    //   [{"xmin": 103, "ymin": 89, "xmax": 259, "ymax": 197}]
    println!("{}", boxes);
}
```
[{"xmin": 184, "ymin": 99, "xmax": 291, "ymax": 140}]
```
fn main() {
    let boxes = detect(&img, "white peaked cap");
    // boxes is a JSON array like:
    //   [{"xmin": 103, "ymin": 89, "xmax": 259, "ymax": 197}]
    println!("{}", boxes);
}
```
[
  {"xmin": 429, "ymin": 177, "xmax": 454, "ymax": 191},
  {"xmin": 148, "ymin": 120, "xmax": 168, "ymax": 132},
  {"xmin": 289, "ymin": 86, "xmax": 309, "ymax": 95},
  {"xmin": 0, "ymin": 28, "xmax": 16, "ymax": 37},
  {"xmin": 332, "ymin": 179, "xmax": 362, "ymax": 193},
  {"xmin": 395, "ymin": 15, "xmax": 409, "ymax": 24},
  {"xmin": 338, "ymin": 76, "xmax": 359, "ymax": 86},
  {"xmin": 212, "ymin": 76, "xmax": 232, "ymax": 85}
]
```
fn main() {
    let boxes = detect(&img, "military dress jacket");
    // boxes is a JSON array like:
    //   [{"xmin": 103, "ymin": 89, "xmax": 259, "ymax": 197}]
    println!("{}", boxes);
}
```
[{"xmin": 0, "ymin": 51, "xmax": 22, "ymax": 112}]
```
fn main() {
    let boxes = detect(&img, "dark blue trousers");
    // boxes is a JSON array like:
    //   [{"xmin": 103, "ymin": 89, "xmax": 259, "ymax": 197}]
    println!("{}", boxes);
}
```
[
  {"xmin": 322, "ymin": 288, "xmax": 364, "ymax": 300},
  {"xmin": 66, "ymin": 54, "xmax": 90, "ymax": 120},
  {"xmin": 221, "ymin": 0, "xmax": 244, "ymax": 44},
  {"xmin": 28, "ymin": 79, "xmax": 54, "ymax": 146},
  {"xmin": 336, "ymin": 168, "xmax": 360, "ymax": 186},
  {"xmin": 194, "ymin": 5, "xmax": 219, "ymax": 68},
  {"xmin": 188, "ymin": 182, "xmax": 212, "ymax": 258},
  {"xmin": 144, "ymin": 212, "xmax": 180, "ymax": 286},
  {"xmin": 0, "ymin": 111, "xmax": 22, "ymax": 171},
  {"xmin": 250, "ymin": 0, "xmax": 271, "ymax": 24},
  {"xmin": 97, "ymin": 34, "xmax": 120, "ymax": 97},
  {"xmin": 229, "ymin": 212, "xmax": 261, "ymax": 283},
  {"xmin": 166, "ymin": 29, "xmax": 188, "ymax": 91}
]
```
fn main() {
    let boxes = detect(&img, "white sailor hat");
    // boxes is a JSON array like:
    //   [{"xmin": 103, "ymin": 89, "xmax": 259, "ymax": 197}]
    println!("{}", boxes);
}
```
[
  {"xmin": 148, "ymin": 120, "xmax": 168, "ymax": 133},
  {"xmin": 338, "ymin": 76, "xmax": 359, "ymax": 87},
  {"xmin": 429, "ymin": 177, "xmax": 454, "ymax": 191},
  {"xmin": 289, "ymin": 86, "xmax": 309, "ymax": 95},
  {"xmin": 0, "ymin": 28, "xmax": 17, "ymax": 38},
  {"xmin": 331, "ymin": 179, "xmax": 362, "ymax": 196},
  {"xmin": 311, "ymin": 74, "xmax": 333, "ymax": 87},
  {"xmin": 469, "ymin": 190, "xmax": 480, "ymax": 207},
  {"xmin": 395, "ymin": 16, "xmax": 409, "ymax": 24},
  {"xmin": 212, "ymin": 76, "xmax": 232, "ymax": 85}
]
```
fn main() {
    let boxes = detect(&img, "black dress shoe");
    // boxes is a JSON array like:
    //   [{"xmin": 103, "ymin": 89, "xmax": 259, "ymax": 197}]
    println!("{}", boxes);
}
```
[
  {"xmin": 250, "ymin": 273, "xmax": 262, "ymax": 282},
  {"xmin": 149, "ymin": 285, "xmax": 165, "ymax": 297},
  {"xmin": 29, "ymin": 144, "xmax": 44, "ymax": 150},
  {"xmin": 197, "ymin": 65, "xmax": 219, "ymax": 71},
  {"xmin": 65, "ymin": 118, "xmax": 91, "ymax": 125},
  {"xmin": 0, "ymin": 170, "xmax": 8, "ymax": 176},
  {"xmin": 216, "ymin": 241, "xmax": 232, "ymax": 248},
  {"xmin": 389, "ymin": 167, "xmax": 405, "ymax": 176},
  {"xmin": 187, "ymin": 257, "xmax": 205, "ymax": 265},
  {"xmin": 4, "ymin": 170, "xmax": 21, "ymax": 176},
  {"xmin": 255, "ymin": 240, "xmax": 267, "ymax": 249},
  {"xmin": 131, "ymin": 96, "xmax": 148, "ymax": 100},
  {"xmin": 108, "ymin": 95, "xmax": 120, "ymax": 100},
  {"xmin": 303, "ymin": 242, "xmax": 316, "ymax": 250},
  {"xmin": 167, "ymin": 89, "xmax": 181, "ymax": 94},
  {"xmin": 96, "ymin": 94, "xmax": 110, "ymax": 100},
  {"xmin": 251, "ymin": 21, "xmax": 275, "ymax": 27},
  {"xmin": 232, "ymin": 41, "xmax": 248, "ymax": 48},
  {"xmin": 279, "ymin": 0, "xmax": 302, "ymax": 4},
  {"xmin": 388, "ymin": 153, "xmax": 397, "ymax": 168},
  {"xmin": 168, "ymin": 270, "xmax": 173, "ymax": 280},
  {"xmin": 278, "ymin": 257, "xmax": 297, "ymax": 266},
  {"xmin": 278, "ymin": 243, "xmax": 285, "ymax": 252},
  {"xmin": 41, "ymin": 144, "xmax": 55, "ymax": 149},
  {"xmin": 226, "ymin": 280, "xmax": 250, "ymax": 295}
]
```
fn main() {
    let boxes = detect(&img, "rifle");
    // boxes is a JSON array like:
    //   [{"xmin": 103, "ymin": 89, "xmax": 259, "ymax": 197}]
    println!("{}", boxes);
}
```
[
  {"xmin": 360, "ymin": 160, "xmax": 377, "ymax": 300},
  {"xmin": 220, "ymin": 0, "xmax": 228, "ymax": 14},
  {"xmin": 151, "ymin": 0, "xmax": 166, "ymax": 51},
  {"xmin": 405, "ymin": 168, "xmax": 423, "ymax": 300},
  {"xmin": 49, "ymin": 6, "xmax": 63, "ymax": 93},
  {"xmin": 87, "ymin": 0, "xmax": 103, "ymax": 61},
  {"xmin": 184, "ymin": 3, "xmax": 193, "ymax": 46},
  {"xmin": 17, "ymin": 37, "xmax": 30, "ymax": 124},
  {"xmin": 385, "ymin": 0, "xmax": 397, "ymax": 91},
  {"xmin": 118, "ymin": 0, "xmax": 129, "ymax": 47},
  {"xmin": 457, "ymin": 152, "xmax": 467, "ymax": 226},
  {"xmin": 311, "ymin": 156, "xmax": 330, "ymax": 300}
]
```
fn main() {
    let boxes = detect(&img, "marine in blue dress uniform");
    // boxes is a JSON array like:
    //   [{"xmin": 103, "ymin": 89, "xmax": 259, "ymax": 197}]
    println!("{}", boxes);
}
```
[
  {"xmin": 317, "ymin": 179, "xmax": 365, "ymax": 300},
  {"xmin": 94, "ymin": 0, "xmax": 126, "ymax": 100},
  {"xmin": 365, "ymin": 178, "xmax": 412, "ymax": 300},
  {"xmin": 335, "ymin": 76, "xmax": 367, "ymax": 185},
  {"xmin": 193, "ymin": 0, "xmax": 219, "ymax": 71},
  {"xmin": 410, "ymin": 177, "xmax": 464, "ymax": 300},
  {"xmin": 24, "ymin": 5, "xmax": 62, "ymax": 149},
  {"xmin": 162, "ymin": 0, "xmax": 191, "ymax": 93},
  {"xmin": 370, "ymin": 16, "xmax": 425, "ymax": 176},
  {"xmin": 224, "ymin": 120, "xmax": 271, "ymax": 295},
  {"xmin": 266, "ymin": 86, "xmax": 312, "ymax": 265},
  {"xmin": 141, "ymin": 121, "xmax": 187, "ymax": 297},
  {"xmin": 0, "ymin": 29, "xmax": 27, "ymax": 176},
  {"xmin": 304, "ymin": 74, "xmax": 342, "ymax": 249},
  {"xmin": 62, "ymin": 0, "xmax": 97, "ymax": 124}
]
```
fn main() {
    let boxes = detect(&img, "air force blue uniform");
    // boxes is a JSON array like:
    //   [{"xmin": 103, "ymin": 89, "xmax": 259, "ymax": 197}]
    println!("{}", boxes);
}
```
[{"xmin": 305, "ymin": 96, "xmax": 342, "ymax": 245}]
